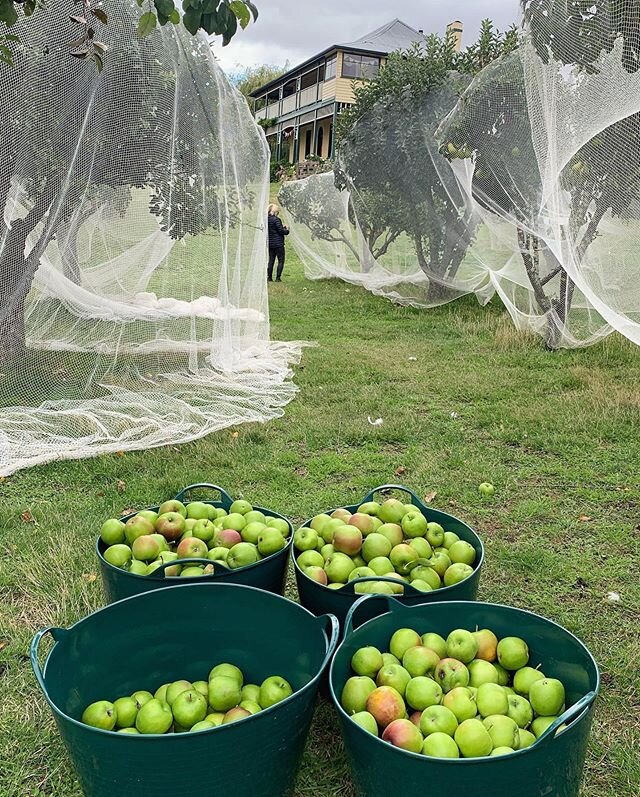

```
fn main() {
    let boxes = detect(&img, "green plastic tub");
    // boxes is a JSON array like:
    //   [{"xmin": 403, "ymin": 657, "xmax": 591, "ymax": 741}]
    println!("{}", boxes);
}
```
[
  {"xmin": 330, "ymin": 596, "xmax": 599, "ymax": 797},
  {"xmin": 294, "ymin": 485, "xmax": 484, "ymax": 632},
  {"xmin": 31, "ymin": 582, "xmax": 339, "ymax": 797},
  {"xmin": 97, "ymin": 484, "xmax": 293, "ymax": 603}
]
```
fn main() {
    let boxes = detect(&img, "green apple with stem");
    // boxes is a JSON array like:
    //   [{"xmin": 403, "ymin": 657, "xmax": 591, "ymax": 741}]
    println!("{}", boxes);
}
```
[
  {"xmin": 444, "ymin": 563, "xmax": 474, "ymax": 586},
  {"xmin": 446, "ymin": 629, "xmax": 478, "ymax": 663},
  {"xmin": 529, "ymin": 678, "xmax": 565, "ymax": 717},
  {"xmin": 443, "ymin": 687, "xmax": 478, "ymax": 722},
  {"xmin": 82, "ymin": 700, "xmax": 117, "ymax": 730},
  {"xmin": 420, "ymin": 705, "xmax": 458, "ymax": 737},
  {"xmin": 135, "ymin": 698, "xmax": 173, "ymax": 734},
  {"xmin": 259, "ymin": 676, "xmax": 293, "ymax": 709},
  {"xmin": 401, "ymin": 510, "xmax": 428, "ymax": 538},
  {"xmin": 257, "ymin": 527, "xmax": 286, "ymax": 556},
  {"xmin": 376, "ymin": 664, "xmax": 411, "ymax": 697}
]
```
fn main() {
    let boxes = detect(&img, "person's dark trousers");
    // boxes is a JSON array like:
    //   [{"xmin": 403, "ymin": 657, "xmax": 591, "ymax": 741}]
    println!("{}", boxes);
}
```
[{"xmin": 267, "ymin": 247, "xmax": 285, "ymax": 281}]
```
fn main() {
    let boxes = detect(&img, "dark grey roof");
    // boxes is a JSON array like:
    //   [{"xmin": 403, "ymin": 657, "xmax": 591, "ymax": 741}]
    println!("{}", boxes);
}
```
[
  {"xmin": 250, "ymin": 18, "xmax": 425, "ymax": 97},
  {"xmin": 338, "ymin": 18, "xmax": 427, "ymax": 53}
]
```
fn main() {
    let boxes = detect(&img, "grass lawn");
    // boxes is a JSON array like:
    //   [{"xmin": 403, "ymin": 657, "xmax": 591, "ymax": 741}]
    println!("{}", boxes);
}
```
[{"xmin": 1, "ymin": 243, "xmax": 639, "ymax": 796}]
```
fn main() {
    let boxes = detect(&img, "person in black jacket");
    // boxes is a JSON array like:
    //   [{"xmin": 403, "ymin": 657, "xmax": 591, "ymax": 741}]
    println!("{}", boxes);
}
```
[{"xmin": 267, "ymin": 204, "xmax": 289, "ymax": 282}]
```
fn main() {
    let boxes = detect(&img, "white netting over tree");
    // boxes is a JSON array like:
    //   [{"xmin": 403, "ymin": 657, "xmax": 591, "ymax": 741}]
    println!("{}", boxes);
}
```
[
  {"xmin": 282, "ymin": 3, "xmax": 640, "ymax": 349},
  {"xmin": 0, "ymin": 1, "xmax": 302, "ymax": 476}
]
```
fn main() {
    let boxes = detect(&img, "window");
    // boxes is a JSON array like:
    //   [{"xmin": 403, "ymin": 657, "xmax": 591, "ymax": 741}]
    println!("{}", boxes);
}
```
[
  {"xmin": 327, "ymin": 123, "xmax": 334, "ymax": 158},
  {"xmin": 342, "ymin": 53, "xmax": 380, "ymax": 80},
  {"xmin": 316, "ymin": 126, "xmax": 324, "ymax": 158},
  {"xmin": 305, "ymin": 129, "xmax": 312, "ymax": 158},
  {"xmin": 325, "ymin": 55, "xmax": 337, "ymax": 81}
]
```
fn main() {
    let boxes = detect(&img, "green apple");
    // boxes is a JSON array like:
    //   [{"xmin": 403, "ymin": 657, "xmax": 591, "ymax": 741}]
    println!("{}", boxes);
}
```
[
  {"xmin": 257, "ymin": 527, "xmax": 286, "ymax": 556},
  {"xmin": 128, "ymin": 560, "xmax": 148, "ymax": 576},
  {"xmin": 446, "ymin": 630, "xmax": 478, "ymax": 664},
  {"xmin": 209, "ymin": 676, "xmax": 242, "ymax": 712},
  {"xmin": 389, "ymin": 544, "xmax": 419, "ymax": 574},
  {"xmin": 401, "ymin": 510, "xmax": 428, "ymax": 538},
  {"xmin": 223, "ymin": 513, "xmax": 247, "ymax": 531},
  {"xmin": 259, "ymin": 676, "xmax": 293, "ymax": 709},
  {"xmin": 366, "ymin": 556, "xmax": 394, "ymax": 577},
  {"xmin": 411, "ymin": 579, "xmax": 433, "ymax": 592},
  {"xmin": 422, "ymin": 731, "xmax": 460, "ymax": 758},
  {"xmin": 155, "ymin": 512, "xmax": 186, "ymax": 542},
  {"xmin": 294, "ymin": 527, "xmax": 319, "ymax": 552},
  {"xmin": 357, "ymin": 501, "xmax": 381, "ymax": 516},
  {"xmin": 444, "ymin": 563, "xmax": 474, "ymax": 586},
  {"xmin": 410, "ymin": 567, "xmax": 441, "ymax": 590},
  {"xmin": 320, "ymin": 543, "xmax": 335, "ymax": 561},
  {"xmin": 531, "ymin": 715, "xmax": 562, "ymax": 737},
  {"xmin": 333, "ymin": 526, "xmax": 363, "ymax": 556},
  {"xmin": 154, "ymin": 683, "xmax": 170, "ymax": 703},
  {"xmin": 131, "ymin": 535, "xmax": 161, "ymax": 562},
  {"xmin": 351, "ymin": 710, "xmax": 378, "ymax": 735},
  {"xmin": 529, "ymin": 678, "xmax": 565, "ymax": 717},
  {"xmin": 513, "ymin": 666, "xmax": 545, "ymax": 697},
  {"xmin": 443, "ymin": 531, "xmax": 460, "ymax": 549},
  {"xmin": 403, "ymin": 646, "xmax": 440, "ymax": 678},
  {"xmin": 104, "ymin": 544, "xmax": 132, "ymax": 568},
  {"xmin": 124, "ymin": 515, "xmax": 155, "ymax": 545},
  {"xmin": 242, "ymin": 510, "xmax": 265, "ymax": 525},
  {"xmin": 208, "ymin": 547, "xmax": 229, "ymax": 563},
  {"xmin": 266, "ymin": 517, "xmax": 289, "ymax": 535},
  {"xmin": 165, "ymin": 681, "xmax": 192, "ymax": 706},
  {"xmin": 136, "ymin": 510, "xmax": 158, "ymax": 525},
  {"xmin": 519, "ymin": 728, "xmax": 537, "ymax": 748},
  {"xmin": 309, "ymin": 513, "xmax": 332, "ymax": 534},
  {"xmin": 443, "ymin": 686, "xmax": 477, "ymax": 722},
  {"xmin": 376, "ymin": 664, "xmax": 411, "ymax": 697},
  {"xmin": 468, "ymin": 659, "xmax": 499, "ymax": 687},
  {"xmin": 365, "ymin": 685, "xmax": 406, "ymax": 728},
  {"xmin": 206, "ymin": 505, "xmax": 219, "ymax": 521},
  {"xmin": 241, "ymin": 521, "xmax": 266, "ymax": 544},
  {"xmin": 341, "ymin": 676, "xmax": 377, "ymax": 714},
  {"xmin": 362, "ymin": 533, "xmax": 393, "ymax": 562},
  {"xmin": 494, "ymin": 663, "xmax": 510, "ymax": 686},
  {"xmin": 209, "ymin": 663, "xmax": 243, "ymax": 684},
  {"xmin": 191, "ymin": 681, "xmax": 208, "ymax": 700},
  {"xmin": 113, "ymin": 696, "xmax": 138, "ymax": 728},
  {"xmin": 421, "ymin": 633, "xmax": 448, "ymax": 659},
  {"xmin": 382, "ymin": 718, "xmax": 424, "ymax": 752},
  {"xmin": 382, "ymin": 652, "xmax": 401, "ymax": 668},
  {"xmin": 149, "ymin": 534, "xmax": 169, "ymax": 553},
  {"xmin": 484, "ymin": 714, "xmax": 520, "ymax": 748},
  {"xmin": 297, "ymin": 549, "xmax": 324, "ymax": 570},
  {"xmin": 238, "ymin": 684, "xmax": 260, "ymax": 704},
  {"xmin": 478, "ymin": 482, "xmax": 495, "ymax": 498},
  {"xmin": 476, "ymin": 683, "xmax": 509, "ymax": 717},
  {"xmin": 420, "ymin": 705, "xmax": 458, "ymax": 737},
  {"xmin": 497, "ymin": 637, "xmax": 529, "ymax": 671},
  {"xmin": 322, "ymin": 517, "xmax": 346, "ymax": 543},
  {"xmin": 82, "ymin": 700, "xmax": 117, "ymax": 730},
  {"xmin": 408, "ymin": 538, "xmax": 432, "ymax": 559},
  {"xmin": 230, "ymin": 499, "xmax": 252, "ymax": 515},
  {"xmin": 190, "ymin": 720, "xmax": 216, "ymax": 732},
  {"xmin": 131, "ymin": 690, "xmax": 153, "ymax": 709},
  {"xmin": 326, "ymin": 583, "xmax": 343, "ymax": 590},
  {"xmin": 389, "ymin": 628, "xmax": 422, "ymax": 661},
  {"xmin": 227, "ymin": 542, "xmax": 260, "ymax": 569},
  {"xmin": 158, "ymin": 499, "xmax": 187, "ymax": 518},
  {"xmin": 100, "ymin": 519, "xmax": 126, "ymax": 546},
  {"xmin": 491, "ymin": 746, "xmax": 515, "ymax": 756},
  {"xmin": 507, "ymin": 694, "xmax": 533, "ymax": 728},
  {"xmin": 205, "ymin": 712, "xmax": 225, "ymax": 727},
  {"xmin": 172, "ymin": 689, "xmax": 207, "ymax": 729},
  {"xmin": 428, "ymin": 551, "xmax": 452, "ymax": 578},
  {"xmin": 405, "ymin": 677, "xmax": 443, "ymax": 711},
  {"xmin": 377, "ymin": 523, "xmax": 404, "ymax": 548},
  {"xmin": 364, "ymin": 581, "xmax": 395, "ymax": 595},
  {"xmin": 425, "ymin": 522, "xmax": 445, "ymax": 548},
  {"xmin": 136, "ymin": 698, "xmax": 173, "ymax": 734},
  {"xmin": 454, "ymin": 718, "xmax": 493, "ymax": 757},
  {"xmin": 192, "ymin": 519, "xmax": 216, "ymax": 543},
  {"xmin": 186, "ymin": 501, "xmax": 211, "ymax": 520},
  {"xmin": 239, "ymin": 700, "xmax": 262, "ymax": 715},
  {"xmin": 377, "ymin": 498, "xmax": 406, "ymax": 524},
  {"xmin": 349, "ymin": 567, "xmax": 376, "ymax": 591},
  {"xmin": 351, "ymin": 646, "xmax": 384, "ymax": 679},
  {"xmin": 448, "ymin": 540, "xmax": 476, "ymax": 566},
  {"xmin": 324, "ymin": 552, "xmax": 355, "ymax": 583},
  {"xmin": 180, "ymin": 565, "xmax": 205, "ymax": 577},
  {"xmin": 118, "ymin": 727, "xmax": 140, "ymax": 734},
  {"xmin": 435, "ymin": 658, "xmax": 470, "ymax": 693}
]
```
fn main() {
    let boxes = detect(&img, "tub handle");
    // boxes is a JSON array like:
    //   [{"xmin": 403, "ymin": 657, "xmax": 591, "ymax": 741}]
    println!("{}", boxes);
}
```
[
  {"xmin": 316, "ymin": 614, "xmax": 340, "ymax": 671},
  {"xmin": 30, "ymin": 626, "xmax": 69, "ymax": 694},
  {"xmin": 359, "ymin": 484, "xmax": 422, "ymax": 506},
  {"xmin": 339, "ymin": 576, "xmax": 429, "ymax": 597},
  {"xmin": 149, "ymin": 558, "xmax": 231, "ymax": 579},
  {"xmin": 534, "ymin": 691, "xmax": 598, "ymax": 747},
  {"xmin": 174, "ymin": 484, "xmax": 234, "ymax": 509},
  {"xmin": 343, "ymin": 594, "xmax": 397, "ymax": 636}
]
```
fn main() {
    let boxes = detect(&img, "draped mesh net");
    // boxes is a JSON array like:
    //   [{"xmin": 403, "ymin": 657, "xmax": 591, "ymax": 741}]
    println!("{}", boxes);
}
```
[
  {"xmin": 281, "ymin": 1, "xmax": 640, "ymax": 349},
  {"xmin": 0, "ymin": 1, "xmax": 302, "ymax": 476}
]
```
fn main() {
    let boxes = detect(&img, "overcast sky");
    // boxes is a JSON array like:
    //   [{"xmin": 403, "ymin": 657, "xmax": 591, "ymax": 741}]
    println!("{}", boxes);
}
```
[{"xmin": 214, "ymin": 0, "xmax": 521, "ymax": 75}]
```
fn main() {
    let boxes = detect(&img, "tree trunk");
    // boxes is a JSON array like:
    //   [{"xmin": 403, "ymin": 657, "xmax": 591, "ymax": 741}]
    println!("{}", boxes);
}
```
[{"xmin": 0, "ymin": 295, "xmax": 26, "ymax": 364}]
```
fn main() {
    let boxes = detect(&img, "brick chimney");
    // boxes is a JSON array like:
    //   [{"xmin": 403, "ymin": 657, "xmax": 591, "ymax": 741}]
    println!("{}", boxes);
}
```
[{"xmin": 447, "ymin": 20, "xmax": 463, "ymax": 51}]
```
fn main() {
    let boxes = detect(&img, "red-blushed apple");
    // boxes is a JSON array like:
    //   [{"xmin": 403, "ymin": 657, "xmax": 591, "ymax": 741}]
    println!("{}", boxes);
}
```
[
  {"xmin": 435, "ymin": 658, "xmax": 470, "ymax": 693},
  {"xmin": 176, "ymin": 537, "xmax": 208, "ymax": 559},
  {"xmin": 131, "ymin": 535, "xmax": 161, "ymax": 562},
  {"xmin": 305, "ymin": 565, "xmax": 328, "ymax": 585},
  {"xmin": 454, "ymin": 718, "xmax": 493, "ymax": 757},
  {"xmin": 410, "ymin": 710, "xmax": 423, "ymax": 727},
  {"xmin": 341, "ymin": 676, "xmax": 377, "ymax": 715},
  {"xmin": 473, "ymin": 629, "xmax": 498, "ymax": 662},
  {"xmin": 333, "ymin": 525, "xmax": 363, "ymax": 556},
  {"xmin": 222, "ymin": 707, "xmax": 252, "ymax": 724},
  {"xmin": 331, "ymin": 508, "xmax": 352, "ymax": 522},
  {"xmin": 402, "ymin": 646, "xmax": 440, "ymax": 678},
  {"xmin": 215, "ymin": 529, "xmax": 242, "ymax": 549},
  {"xmin": 382, "ymin": 718, "xmax": 424, "ymax": 752},
  {"xmin": 348, "ymin": 513, "xmax": 376, "ymax": 536},
  {"xmin": 365, "ymin": 685, "xmax": 406, "ymax": 728},
  {"xmin": 155, "ymin": 512, "xmax": 186, "ymax": 542},
  {"xmin": 158, "ymin": 499, "xmax": 187, "ymax": 518}
]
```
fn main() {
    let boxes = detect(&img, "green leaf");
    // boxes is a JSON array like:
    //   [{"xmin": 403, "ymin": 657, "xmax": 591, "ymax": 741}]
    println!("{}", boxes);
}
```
[
  {"xmin": 229, "ymin": 0, "xmax": 250, "ymax": 29},
  {"xmin": 154, "ymin": 0, "xmax": 176, "ymax": 17},
  {"xmin": 182, "ymin": 7, "xmax": 201, "ymax": 35},
  {"xmin": 169, "ymin": 8, "xmax": 180, "ymax": 23},
  {"xmin": 245, "ymin": 1, "xmax": 258, "ymax": 21},
  {"xmin": 0, "ymin": 0, "xmax": 18, "ymax": 26},
  {"xmin": 137, "ymin": 11, "xmax": 157, "ymax": 38}
]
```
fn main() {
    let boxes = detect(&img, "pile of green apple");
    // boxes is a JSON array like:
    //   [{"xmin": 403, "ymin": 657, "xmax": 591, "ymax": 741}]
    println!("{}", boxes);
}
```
[
  {"xmin": 340, "ymin": 626, "xmax": 571, "ymax": 758},
  {"xmin": 81, "ymin": 663, "xmax": 294, "ymax": 734},
  {"xmin": 100, "ymin": 499, "xmax": 290, "ymax": 577},
  {"xmin": 294, "ymin": 497, "xmax": 476, "ymax": 594}
]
